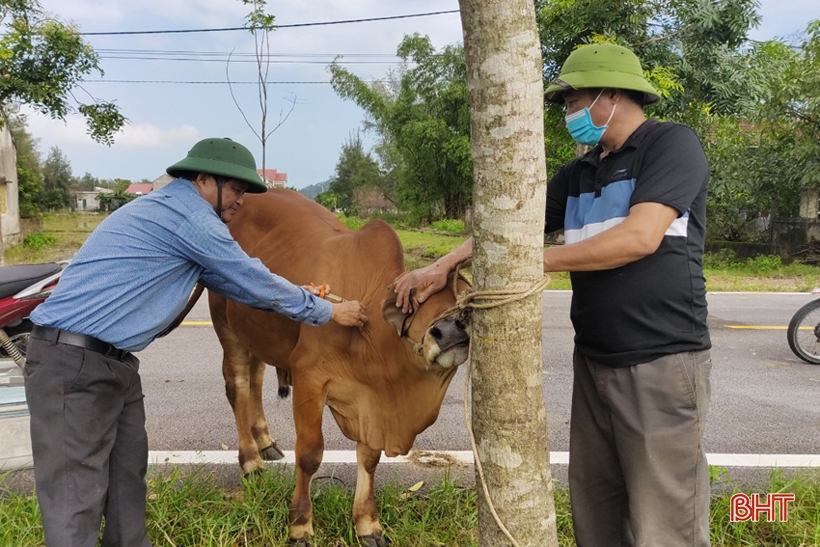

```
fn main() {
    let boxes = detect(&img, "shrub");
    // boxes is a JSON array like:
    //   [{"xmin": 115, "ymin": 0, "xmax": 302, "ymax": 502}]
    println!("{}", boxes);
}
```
[
  {"xmin": 431, "ymin": 219, "xmax": 465, "ymax": 233},
  {"xmin": 337, "ymin": 215, "xmax": 366, "ymax": 230},
  {"xmin": 745, "ymin": 254, "xmax": 783, "ymax": 274},
  {"xmin": 369, "ymin": 212, "xmax": 407, "ymax": 229},
  {"xmin": 702, "ymin": 248, "xmax": 739, "ymax": 269},
  {"xmin": 22, "ymin": 233, "xmax": 57, "ymax": 249}
]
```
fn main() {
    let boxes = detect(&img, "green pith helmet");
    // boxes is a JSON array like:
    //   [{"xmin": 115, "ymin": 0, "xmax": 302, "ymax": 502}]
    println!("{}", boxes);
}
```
[
  {"xmin": 544, "ymin": 43, "xmax": 660, "ymax": 106},
  {"xmin": 166, "ymin": 137, "xmax": 267, "ymax": 193}
]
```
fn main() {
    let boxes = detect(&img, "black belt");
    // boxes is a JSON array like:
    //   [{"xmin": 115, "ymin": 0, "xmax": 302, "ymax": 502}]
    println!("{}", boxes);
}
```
[{"xmin": 31, "ymin": 324, "xmax": 130, "ymax": 361}]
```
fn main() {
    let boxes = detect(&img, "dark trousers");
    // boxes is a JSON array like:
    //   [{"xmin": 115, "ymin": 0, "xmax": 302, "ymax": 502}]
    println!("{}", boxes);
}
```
[
  {"xmin": 24, "ymin": 336, "xmax": 151, "ymax": 547},
  {"xmin": 569, "ymin": 348, "xmax": 712, "ymax": 547}
]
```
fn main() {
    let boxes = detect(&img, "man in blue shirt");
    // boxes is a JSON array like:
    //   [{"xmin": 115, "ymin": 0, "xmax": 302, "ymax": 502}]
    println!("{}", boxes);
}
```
[{"xmin": 24, "ymin": 137, "xmax": 368, "ymax": 547}]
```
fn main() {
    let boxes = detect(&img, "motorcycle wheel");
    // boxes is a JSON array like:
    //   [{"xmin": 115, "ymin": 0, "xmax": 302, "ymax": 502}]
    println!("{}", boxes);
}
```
[
  {"xmin": 787, "ymin": 299, "xmax": 820, "ymax": 364},
  {"xmin": 0, "ymin": 319, "xmax": 33, "ymax": 358}
]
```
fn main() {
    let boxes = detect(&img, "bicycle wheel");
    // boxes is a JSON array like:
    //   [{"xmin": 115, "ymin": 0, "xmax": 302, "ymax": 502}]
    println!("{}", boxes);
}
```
[{"xmin": 787, "ymin": 299, "xmax": 820, "ymax": 364}]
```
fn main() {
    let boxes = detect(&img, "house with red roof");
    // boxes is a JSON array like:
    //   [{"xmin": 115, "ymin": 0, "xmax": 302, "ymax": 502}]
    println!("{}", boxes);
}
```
[
  {"xmin": 125, "ymin": 183, "xmax": 153, "ymax": 196},
  {"xmin": 258, "ymin": 169, "xmax": 287, "ymax": 189}
]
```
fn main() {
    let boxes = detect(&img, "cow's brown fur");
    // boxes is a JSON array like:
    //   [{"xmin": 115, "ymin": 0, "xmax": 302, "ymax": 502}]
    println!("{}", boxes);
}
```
[{"xmin": 209, "ymin": 189, "xmax": 469, "ymax": 544}]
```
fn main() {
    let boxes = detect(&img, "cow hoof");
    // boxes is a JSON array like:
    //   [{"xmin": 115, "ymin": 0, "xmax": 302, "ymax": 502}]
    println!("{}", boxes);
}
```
[
  {"xmin": 242, "ymin": 466, "xmax": 265, "ymax": 479},
  {"xmin": 359, "ymin": 532, "xmax": 388, "ymax": 547},
  {"xmin": 260, "ymin": 442, "xmax": 285, "ymax": 461},
  {"xmin": 287, "ymin": 538, "xmax": 312, "ymax": 547}
]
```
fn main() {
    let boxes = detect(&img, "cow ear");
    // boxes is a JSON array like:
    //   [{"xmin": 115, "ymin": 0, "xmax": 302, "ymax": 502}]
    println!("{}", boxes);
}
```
[{"xmin": 381, "ymin": 296, "xmax": 411, "ymax": 337}]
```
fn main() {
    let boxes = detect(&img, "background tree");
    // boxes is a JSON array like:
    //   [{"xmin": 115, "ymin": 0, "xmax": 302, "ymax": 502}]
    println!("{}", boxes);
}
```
[
  {"xmin": 331, "ymin": 35, "xmax": 472, "ymax": 223},
  {"xmin": 318, "ymin": 132, "xmax": 383, "ymax": 215},
  {"xmin": 98, "ymin": 189, "xmax": 135, "ymax": 212},
  {"xmin": 314, "ymin": 190, "xmax": 338, "ymax": 212},
  {"xmin": 229, "ymin": 0, "xmax": 295, "ymax": 177},
  {"xmin": 533, "ymin": 0, "xmax": 805, "ymax": 242},
  {"xmin": 757, "ymin": 21, "xmax": 820, "ymax": 195},
  {"xmin": 0, "ymin": 0, "xmax": 125, "ymax": 144},
  {"xmin": 77, "ymin": 172, "xmax": 100, "ymax": 191},
  {"xmin": 110, "ymin": 178, "xmax": 132, "ymax": 193},
  {"xmin": 535, "ymin": 0, "xmax": 762, "ymax": 115},
  {"xmin": 534, "ymin": 0, "xmax": 764, "ymax": 168},
  {"xmin": 460, "ymin": 0, "xmax": 558, "ymax": 545},
  {"xmin": 7, "ymin": 114, "xmax": 42, "ymax": 218},
  {"xmin": 40, "ymin": 147, "xmax": 73, "ymax": 211},
  {"xmin": 329, "ymin": 1, "xmax": 813, "ymax": 244}
]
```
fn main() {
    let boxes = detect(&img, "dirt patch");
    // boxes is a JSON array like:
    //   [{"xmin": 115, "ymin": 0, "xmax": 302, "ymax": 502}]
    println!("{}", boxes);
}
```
[{"xmin": 407, "ymin": 450, "xmax": 470, "ymax": 468}]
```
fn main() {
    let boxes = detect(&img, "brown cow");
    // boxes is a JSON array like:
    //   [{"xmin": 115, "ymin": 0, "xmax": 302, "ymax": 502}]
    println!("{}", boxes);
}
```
[{"xmin": 209, "ymin": 189, "xmax": 470, "ymax": 547}]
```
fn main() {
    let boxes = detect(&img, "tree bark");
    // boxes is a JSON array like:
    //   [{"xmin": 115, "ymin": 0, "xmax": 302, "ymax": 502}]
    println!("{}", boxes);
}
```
[{"xmin": 458, "ymin": 1, "xmax": 558, "ymax": 546}]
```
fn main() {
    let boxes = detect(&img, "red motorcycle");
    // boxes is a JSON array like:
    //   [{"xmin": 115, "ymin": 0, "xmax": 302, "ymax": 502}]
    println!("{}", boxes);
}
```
[{"xmin": 0, "ymin": 261, "xmax": 67, "ymax": 374}]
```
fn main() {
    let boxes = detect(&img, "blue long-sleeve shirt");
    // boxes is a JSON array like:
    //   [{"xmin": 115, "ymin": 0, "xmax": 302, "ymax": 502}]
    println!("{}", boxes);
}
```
[{"xmin": 31, "ymin": 179, "xmax": 332, "ymax": 351}]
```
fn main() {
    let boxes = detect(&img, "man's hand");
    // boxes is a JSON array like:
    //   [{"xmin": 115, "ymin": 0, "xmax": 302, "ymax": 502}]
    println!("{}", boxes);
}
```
[
  {"xmin": 302, "ymin": 283, "xmax": 329, "ymax": 297},
  {"xmin": 393, "ymin": 264, "xmax": 449, "ymax": 314},
  {"xmin": 330, "ymin": 300, "xmax": 368, "ymax": 328}
]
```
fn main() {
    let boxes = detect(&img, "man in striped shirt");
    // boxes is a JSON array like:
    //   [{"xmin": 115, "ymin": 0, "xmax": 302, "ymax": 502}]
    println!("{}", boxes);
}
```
[{"xmin": 394, "ymin": 43, "xmax": 712, "ymax": 547}]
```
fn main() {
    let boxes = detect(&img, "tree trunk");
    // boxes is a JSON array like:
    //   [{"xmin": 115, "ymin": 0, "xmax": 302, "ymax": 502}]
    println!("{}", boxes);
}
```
[{"xmin": 458, "ymin": 2, "xmax": 558, "ymax": 546}]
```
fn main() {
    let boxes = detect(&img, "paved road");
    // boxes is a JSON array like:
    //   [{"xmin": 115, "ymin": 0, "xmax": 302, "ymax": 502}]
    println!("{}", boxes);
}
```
[{"xmin": 138, "ymin": 291, "xmax": 820, "ymax": 458}]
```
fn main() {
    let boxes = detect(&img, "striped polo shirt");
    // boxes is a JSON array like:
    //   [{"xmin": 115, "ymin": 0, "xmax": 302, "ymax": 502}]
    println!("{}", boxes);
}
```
[{"xmin": 545, "ymin": 119, "xmax": 711, "ymax": 366}]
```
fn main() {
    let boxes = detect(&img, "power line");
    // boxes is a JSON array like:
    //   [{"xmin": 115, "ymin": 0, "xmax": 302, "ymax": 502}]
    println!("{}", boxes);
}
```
[
  {"xmin": 79, "ymin": 10, "xmax": 460, "ymax": 36},
  {"xmin": 94, "ymin": 49, "xmax": 403, "ymax": 58},
  {"xmin": 91, "ymin": 48, "xmax": 459, "ymax": 64},
  {"xmin": 97, "ymin": 56, "xmax": 400, "ymax": 64},
  {"xmin": 81, "ymin": 79, "xmax": 372, "ymax": 85}
]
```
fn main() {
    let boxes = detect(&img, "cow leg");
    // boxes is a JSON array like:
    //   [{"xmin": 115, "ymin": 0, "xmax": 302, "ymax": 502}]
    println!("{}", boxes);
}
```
[
  {"xmin": 288, "ymin": 389, "xmax": 324, "ymax": 544},
  {"xmin": 354, "ymin": 443, "xmax": 386, "ymax": 546},
  {"xmin": 219, "ymin": 334, "xmax": 267, "ymax": 475},
  {"xmin": 276, "ymin": 366, "xmax": 291, "ymax": 398},
  {"xmin": 247, "ymin": 357, "xmax": 285, "ymax": 461}
]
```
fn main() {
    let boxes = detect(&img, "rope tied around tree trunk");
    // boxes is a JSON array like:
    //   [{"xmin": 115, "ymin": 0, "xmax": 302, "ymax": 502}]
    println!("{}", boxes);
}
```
[
  {"xmin": 428, "ymin": 257, "xmax": 550, "ymax": 323},
  {"xmin": 440, "ymin": 258, "xmax": 549, "ymax": 547}
]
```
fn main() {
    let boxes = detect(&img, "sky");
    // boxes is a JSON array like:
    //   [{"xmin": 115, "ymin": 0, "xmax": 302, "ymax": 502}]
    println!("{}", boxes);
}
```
[{"xmin": 18, "ymin": 0, "xmax": 820, "ymax": 189}]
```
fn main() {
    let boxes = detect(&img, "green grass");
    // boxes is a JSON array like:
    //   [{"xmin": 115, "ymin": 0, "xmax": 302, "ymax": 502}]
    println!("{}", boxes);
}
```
[
  {"xmin": 337, "ymin": 215, "xmax": 368, "ymax": 231},
  {"xmin": 703, "ymin": 250, "xmax": 820, "ymax": 292},
  {"xmin": 21, "ymin": 233, "xmax": 56, "ymax": 250},
  {"xmin": 395, "ymin": 229, "xmax": 471, "ymax": 271},
  {"xmin": 710, "ymin": 471, "xmax": 820, "ymax": 547},
  {"xmin": 0, "ymin": 469, "xmax": 480, "ymax": 547},
  {"xmin": 391, "ymin": 230, "xmax": 820, "ymax": 293},
  {"xmin": 430, "ymin": 219, "xmax": 466, "ymax": 234},
  {"xmin": 6, "ymin": 213, "xmax": 820, "ymax": 292},
  {"xmin": 2, "ymin": 469, "xmax": 818, "ymax": 546},
  {"xmin": 4, "ymin": 213, "xmax": 107, "ymax": 265}
]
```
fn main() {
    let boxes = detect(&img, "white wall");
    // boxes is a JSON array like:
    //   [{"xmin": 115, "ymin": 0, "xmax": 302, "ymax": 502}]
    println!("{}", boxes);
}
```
[{"xmin": 0, "ymin": 126, "xmax": 21, "ymax": 249}]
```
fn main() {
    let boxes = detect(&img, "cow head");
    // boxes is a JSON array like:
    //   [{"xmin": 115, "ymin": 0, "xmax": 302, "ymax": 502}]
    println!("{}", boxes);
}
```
[{"xmin": 381, "ymin": 283, "xmax": 471, "ymax": 370}]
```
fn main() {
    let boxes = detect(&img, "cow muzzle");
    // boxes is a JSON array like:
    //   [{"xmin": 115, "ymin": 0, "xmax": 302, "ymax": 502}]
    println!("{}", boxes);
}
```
[{"xmin": 418, "ymin": 316, "xmax": 470, "ymax": 369}]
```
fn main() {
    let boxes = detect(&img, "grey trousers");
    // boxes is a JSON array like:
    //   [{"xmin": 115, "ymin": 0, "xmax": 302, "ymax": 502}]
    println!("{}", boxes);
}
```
[
  {"xmin": 569, "ymin": 348, "xmax": 712, "ymax": 547},
  {"xmin": 24, "ymin": 336, "xmax": 151, "ymax": 547}
]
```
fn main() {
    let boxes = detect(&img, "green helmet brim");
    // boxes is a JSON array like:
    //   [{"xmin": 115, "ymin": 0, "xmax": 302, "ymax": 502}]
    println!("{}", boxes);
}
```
[
  {"xmin": 166, "ymin": 145, "xmax": 267, "ymax": 193},
  {"xmin": 544, "ymin": 70, "xmax": 660, "ymax": 106}
]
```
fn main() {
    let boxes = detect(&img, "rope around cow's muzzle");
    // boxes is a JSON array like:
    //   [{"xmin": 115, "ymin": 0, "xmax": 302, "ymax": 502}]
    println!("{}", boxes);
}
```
[
  {"xmin": 419, "ymin": 256, "xmax": 550, "ymax": 326},
  {"xmin": 432, "ymin": 259, "xmax": 549, "ymax": 547},
  {"xmin": 435, "ymin": 271, "xmax": 551, "ymax": 322}
]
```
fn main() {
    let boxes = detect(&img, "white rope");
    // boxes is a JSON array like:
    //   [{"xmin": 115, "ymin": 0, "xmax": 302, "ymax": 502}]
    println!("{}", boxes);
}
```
[{"xmin": 458, "ymin": 274, "xmax": 550, "ymax": 547}]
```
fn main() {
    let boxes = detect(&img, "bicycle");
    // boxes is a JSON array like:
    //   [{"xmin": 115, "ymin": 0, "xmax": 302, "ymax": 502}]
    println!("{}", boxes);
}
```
[{"xmin": 787, "ymin": 292, "xmax": 820, "ymax": 364}]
